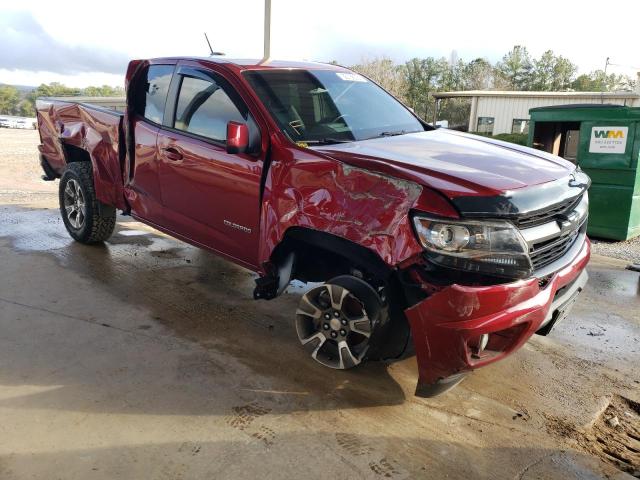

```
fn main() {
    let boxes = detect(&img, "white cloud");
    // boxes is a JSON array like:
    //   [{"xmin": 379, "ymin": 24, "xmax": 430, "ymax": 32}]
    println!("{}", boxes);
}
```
[{"xmin": 1, "ymin": 0, "xmax": 638, "ymax": 87}]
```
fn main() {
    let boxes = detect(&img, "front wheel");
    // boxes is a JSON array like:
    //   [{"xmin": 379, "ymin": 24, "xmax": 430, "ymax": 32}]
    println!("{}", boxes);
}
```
[
  {"xmin": 59, "ymin": 162, "xmax": 116, "ymax": 244},
  {"xmin": 295, "ymin": 275, "xmax": 384, "ymax": 370}
]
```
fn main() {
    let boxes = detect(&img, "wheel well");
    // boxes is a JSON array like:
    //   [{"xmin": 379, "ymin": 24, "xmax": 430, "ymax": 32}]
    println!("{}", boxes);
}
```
[
  {"xmin": 62, "ymin": 142, "xmax": 91, "ymax": 164},
  {"xmin": 275, "ymin": 228, "xmax": 413, "ymax": 361},
  {"xmin": 272, "ymin": 227, "xmax": 392, "ymax": 286}
]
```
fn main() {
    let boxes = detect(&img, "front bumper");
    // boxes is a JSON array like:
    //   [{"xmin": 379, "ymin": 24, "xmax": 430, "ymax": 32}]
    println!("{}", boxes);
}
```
[{"xmin": 404, "ymin": 237, "xmax": 590, "ymax": 396}]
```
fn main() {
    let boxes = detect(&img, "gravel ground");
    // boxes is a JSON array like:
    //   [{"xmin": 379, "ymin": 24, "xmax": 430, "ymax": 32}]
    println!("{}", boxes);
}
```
[
  {"xmin": 0, "ymin": 128, "xmax": 56, "ymax": 207},
  {"xmin": 591, "ymin": 236, "xmax": 640, "ymax": 264}
]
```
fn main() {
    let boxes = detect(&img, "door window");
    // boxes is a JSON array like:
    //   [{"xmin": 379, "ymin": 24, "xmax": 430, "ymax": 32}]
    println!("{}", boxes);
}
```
[
  {"xmin": 138, "ymin": 65, "xmax": 174, "ymax": 124},
  {"xmin": 174, "ymin": 75, "xmax": 246, "ymax": 142}
]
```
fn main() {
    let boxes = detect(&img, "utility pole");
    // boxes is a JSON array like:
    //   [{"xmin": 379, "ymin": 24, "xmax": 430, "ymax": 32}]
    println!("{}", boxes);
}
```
[
  {"xmin": 261, "ymin": 0, "xmax": 271, "ymax": 64},
  {"xmin": 603, "ymin": 57, "xmax": 611, "ymax": 94}
]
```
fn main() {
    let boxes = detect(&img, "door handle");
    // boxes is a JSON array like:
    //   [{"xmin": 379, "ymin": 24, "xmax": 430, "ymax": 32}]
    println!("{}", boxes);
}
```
[{"xmin": 162, "ymin": 147, "xmax": 183, "ymax": 161}]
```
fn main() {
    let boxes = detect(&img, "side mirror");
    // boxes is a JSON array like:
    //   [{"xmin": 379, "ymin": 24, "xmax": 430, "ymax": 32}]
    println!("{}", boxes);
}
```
[{"xmin": 226, "ymin": 121, "xmax": 249, "ymax": 154}]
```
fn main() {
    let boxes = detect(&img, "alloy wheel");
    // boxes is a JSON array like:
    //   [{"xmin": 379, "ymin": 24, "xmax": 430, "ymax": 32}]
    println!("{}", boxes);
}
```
[
  {"xmin": 63, "ymin": 178, "xmax": 86, "ymax": 229},
  {"xmin": 295, "ymin": 283, "xmax": 373, "ymax": 369}
]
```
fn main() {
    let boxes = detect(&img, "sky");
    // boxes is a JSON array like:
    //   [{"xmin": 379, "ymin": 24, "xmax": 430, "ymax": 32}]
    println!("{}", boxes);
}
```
[{"xmin": 1, "ymin": 0, "xmax": 639, "ymax": 88}]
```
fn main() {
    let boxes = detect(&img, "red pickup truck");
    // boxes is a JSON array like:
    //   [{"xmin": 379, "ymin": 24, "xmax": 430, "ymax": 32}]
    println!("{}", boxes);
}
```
[{"xmin": 36, "ymin": 57, "xmax": 591, "ymax": 396}]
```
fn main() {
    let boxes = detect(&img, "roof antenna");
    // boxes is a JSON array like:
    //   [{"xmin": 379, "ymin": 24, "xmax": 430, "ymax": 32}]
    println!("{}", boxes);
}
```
[
  {"xmin": 204, "ymin": 32, "xmax": 214, "ymax": 55},
  {"xmin": 204, "ymin": 33, "xmax": 225, "ymax": 56}
]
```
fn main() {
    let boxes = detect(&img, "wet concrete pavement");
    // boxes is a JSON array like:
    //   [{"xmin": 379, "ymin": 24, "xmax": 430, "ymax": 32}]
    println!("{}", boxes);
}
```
[
  {"xmin": 0, "ymin": 130, "xmax": 639, "ymax": 479},
  {"xmin": 0, "ymin": 205, "xmax": 638, "ymax": 479}
]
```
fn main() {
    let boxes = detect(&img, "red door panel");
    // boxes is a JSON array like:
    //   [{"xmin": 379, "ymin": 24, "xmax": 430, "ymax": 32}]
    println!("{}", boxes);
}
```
[
  {"xmin": 125, "ymin": 118, "xmax": 164, "ymax": 224},
  {"xmin": 156, "ymin": 130, "xmax": 263, "ymax": 268}
]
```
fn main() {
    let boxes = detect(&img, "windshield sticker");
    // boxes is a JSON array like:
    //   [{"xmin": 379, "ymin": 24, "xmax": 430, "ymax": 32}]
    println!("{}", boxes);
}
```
[{"xmin": 336, "ymin": 72, "xmax": 367, "ymax": 82}]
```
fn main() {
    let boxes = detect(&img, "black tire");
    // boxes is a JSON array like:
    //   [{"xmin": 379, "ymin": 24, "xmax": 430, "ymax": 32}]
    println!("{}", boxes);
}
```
[{"xmin": 59, "ymin": 162, "xmax": 116, "ymax": 244}]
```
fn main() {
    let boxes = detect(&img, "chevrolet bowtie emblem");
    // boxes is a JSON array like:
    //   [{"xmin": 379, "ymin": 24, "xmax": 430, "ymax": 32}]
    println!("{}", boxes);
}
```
[{"xmin": 557, "ymin": 212, "xmax": 578, "ymax": 236}]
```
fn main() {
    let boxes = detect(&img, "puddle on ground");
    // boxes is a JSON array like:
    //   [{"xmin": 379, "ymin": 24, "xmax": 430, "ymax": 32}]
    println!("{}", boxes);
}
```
[
  {"xmin": 588, "ymin": 267, "xmax": 640, "ymax": 300},
  {"xmin": 116, "ymin": 229, "xmax": 150, "ymax": 237},
  {"xmin": 0, "ymin": 207, "xmax": 155, "ymax": 253}
]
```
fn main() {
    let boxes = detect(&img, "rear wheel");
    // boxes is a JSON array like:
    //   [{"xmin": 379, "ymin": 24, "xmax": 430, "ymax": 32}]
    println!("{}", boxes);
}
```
[
  {"xmin": 295, "ymin": 275, "xmax": 384, "ymax": 369},
  {"xmin": 59, "ymin": 162, "xmax": 116, "ymax": 244}
]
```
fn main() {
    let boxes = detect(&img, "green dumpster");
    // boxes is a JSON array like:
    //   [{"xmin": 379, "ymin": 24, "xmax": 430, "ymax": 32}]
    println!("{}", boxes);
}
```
[{"xmin": 528, "ymin": 104, "xmax": 640, "ymax": 240}]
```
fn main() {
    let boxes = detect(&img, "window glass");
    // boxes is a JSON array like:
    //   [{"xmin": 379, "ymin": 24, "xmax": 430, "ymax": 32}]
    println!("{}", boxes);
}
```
[
  {"xmin": 512, "ymin": 119, "xmax": 530, "ymax": 135},
  {"xmin": 243, "ymin": 70, "xmax": 423, "ymax": 144},
  {"xmin": 174, "ymin": 75, "xmax": 245, "ymax": 142},
  {"xmin": 477, "ymin": 117, "xmax": 494, "ymax": 134},
  {"xmin": 142, "ymin": 65, "xmax": 173, "ymax": 124}
]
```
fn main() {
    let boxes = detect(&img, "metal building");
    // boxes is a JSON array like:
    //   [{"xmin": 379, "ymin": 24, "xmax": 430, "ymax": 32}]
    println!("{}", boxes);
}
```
[{"xmin": 431, "ymin": 90, "xmax": 640, "ymax": 135}]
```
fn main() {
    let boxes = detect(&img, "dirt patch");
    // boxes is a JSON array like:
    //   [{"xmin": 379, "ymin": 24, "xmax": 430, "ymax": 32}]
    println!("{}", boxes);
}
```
[
  {"xmin": 0, "ymin": 129, "xmax": 57, "ymax": 207},
  {"xmin": 546, "ymin": 395, "xmax": 640, "ymax": 477},
  {"xmin": 582, "ymin": 395, "xmax": 640, "ymax": 477},
  {"xmin": 150, "ymin": 247, "xmax": 184, "ymax": 259},
  {"xmin": 225, "ymin": 403, "xmax": 272, "ymax": 431}
]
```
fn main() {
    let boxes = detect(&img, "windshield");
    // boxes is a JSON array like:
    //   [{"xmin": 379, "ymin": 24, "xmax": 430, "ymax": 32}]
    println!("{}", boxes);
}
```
[{"xmin": 243, "ymin": 69, "xmax": 424, "ymax": 144}]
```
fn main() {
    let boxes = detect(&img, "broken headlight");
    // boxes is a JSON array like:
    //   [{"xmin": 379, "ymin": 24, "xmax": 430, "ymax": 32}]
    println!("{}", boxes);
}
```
[{"xmin": 412, "ymin": 216, "xmax": 532, "ymax": 278}]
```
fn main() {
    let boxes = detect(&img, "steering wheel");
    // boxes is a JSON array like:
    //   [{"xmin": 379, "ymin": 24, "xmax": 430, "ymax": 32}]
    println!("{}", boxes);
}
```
[{"xmin": 330, "ymin": 113, "xmax": 350, "ymax": 124}]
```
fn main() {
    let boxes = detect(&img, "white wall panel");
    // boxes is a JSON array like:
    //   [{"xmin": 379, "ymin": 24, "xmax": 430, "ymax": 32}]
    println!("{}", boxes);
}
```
[{"xmin": 474, "ymin": 96, "xmax": 639, "ymax": 134}]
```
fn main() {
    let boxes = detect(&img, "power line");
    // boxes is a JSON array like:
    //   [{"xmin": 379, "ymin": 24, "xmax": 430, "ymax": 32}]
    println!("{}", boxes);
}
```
[{"xmin": 606, "ymin": 60, "xmax": 640, "ymax": 70}]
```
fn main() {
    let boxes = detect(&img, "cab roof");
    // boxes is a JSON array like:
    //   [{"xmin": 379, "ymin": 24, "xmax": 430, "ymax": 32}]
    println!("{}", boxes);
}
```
[{"xmin": 148, "ymin": 56, "xmax": 349, "ymax": 72}]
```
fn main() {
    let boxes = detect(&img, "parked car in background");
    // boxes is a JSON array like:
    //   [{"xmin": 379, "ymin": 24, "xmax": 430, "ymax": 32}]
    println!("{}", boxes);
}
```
[
  {"xmin": 35, "ymin": 57, "xmax": 591, "ymax": 397},
  {"xmin": 0, "ymin": 116, "xmax": 37, "ymax": 129}
]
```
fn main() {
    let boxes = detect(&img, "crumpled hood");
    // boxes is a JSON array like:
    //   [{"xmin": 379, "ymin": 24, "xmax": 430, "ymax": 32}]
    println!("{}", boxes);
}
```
[{"xmin": 313, "ymin": 129, "xmax": 576, "ymax": 199}]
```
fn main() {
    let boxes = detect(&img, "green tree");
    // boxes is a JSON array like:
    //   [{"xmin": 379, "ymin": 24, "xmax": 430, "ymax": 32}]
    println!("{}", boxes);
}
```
[
  {"xmin": 0, "ymin": 85, "xmax": 21, "ymax": 115},
  {"xmin": 31, "ymin": 82, "xmax": 82, "ymax": 98},
  {"xmin": 17, "ymin": 100, "xmax": 35, "ymax": 117},
  {"xmin": 550, "ymin": 55, "xmax": 577, "ymax": 90},
  {"xmin": 531, "ymin": 50, "xmax": 577, "ymax": 91},
  {"xmin": 402, "ymin": 57, "xmax": 444, "ymax": 116},
  {"xmin": 496, "ymin": 46, "xmax": 533, "ymax": 90},
  {"xmin": 435, "ymin": 57, "xmax": 471, "ymax": 127},
  {"xmin": 571, "ymin": 70, "xmax": 634, "ymax": 92},
  {"xmin": 82, "ymin": 85, "xmax": 125, "ymax": 96},
  {"xmin": 351, "ymin": 57, "xmax": 406, "ymax": 100},
  {"xmin": 403, "ymin": 57, "xmax": 427, "ymax": 110},
  {"xmin": 462, "ymin": 58, "xmax": 495, "ymax": 90}
]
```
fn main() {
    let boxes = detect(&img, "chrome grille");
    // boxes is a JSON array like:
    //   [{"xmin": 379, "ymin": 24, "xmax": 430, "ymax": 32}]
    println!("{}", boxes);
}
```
[
  {"xmin": 515, "ymin": 194, "xmax": 583, "ymax": 229},
  {"xmin": 529, "ymin": 229, "xmax": 580, "ymax": 270}
]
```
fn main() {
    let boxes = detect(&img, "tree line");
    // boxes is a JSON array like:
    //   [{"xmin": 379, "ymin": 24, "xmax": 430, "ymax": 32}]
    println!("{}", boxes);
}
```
[
  {"xmin": 350, "ymin": 46, "xmax": 636, "ymax": 127},
  {"xmin": 0, "ymin": 45, "xmax": 636, "ymax": 123},
  {"xmin": 0, "ymin": 83, "xmax": 124, "ymax": 117}
]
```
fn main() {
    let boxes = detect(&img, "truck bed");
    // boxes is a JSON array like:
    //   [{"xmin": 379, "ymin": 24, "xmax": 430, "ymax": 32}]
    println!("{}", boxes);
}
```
[{"xmin": 36, "ymin": 97, "xmax": 128, "ymax": 210}]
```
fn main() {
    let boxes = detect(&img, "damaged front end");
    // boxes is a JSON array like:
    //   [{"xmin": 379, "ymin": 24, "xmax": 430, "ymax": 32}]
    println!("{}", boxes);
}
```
[{"xmin": 402, "ymin": 188, "xmax": 590, "ymax": 396}]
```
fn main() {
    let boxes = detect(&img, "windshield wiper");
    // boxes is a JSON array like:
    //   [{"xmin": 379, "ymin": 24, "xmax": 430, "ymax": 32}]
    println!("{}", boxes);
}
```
[
  {"xmin": 366, "ymin": 130, "xmax": 423, "ymax": 140},
  {"xmin": 301, "ymin": 137, "xmax": 354, "ymax": 145}
]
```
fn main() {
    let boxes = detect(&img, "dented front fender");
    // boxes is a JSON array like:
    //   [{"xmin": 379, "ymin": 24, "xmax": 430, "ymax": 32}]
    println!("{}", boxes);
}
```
[{"xmin": 259, "ymin": 147, "xmax": 425, "ymax": 269}]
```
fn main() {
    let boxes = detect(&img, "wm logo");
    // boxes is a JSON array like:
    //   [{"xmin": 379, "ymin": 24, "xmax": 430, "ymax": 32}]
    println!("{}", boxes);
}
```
[{"xmin": 594, "ymin": 130, "xmax": 625, "ymax": 139}]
